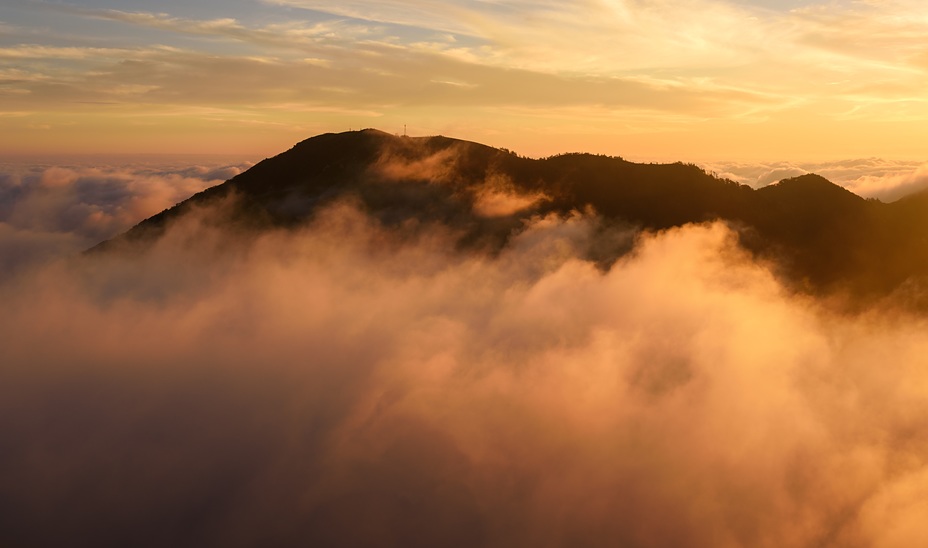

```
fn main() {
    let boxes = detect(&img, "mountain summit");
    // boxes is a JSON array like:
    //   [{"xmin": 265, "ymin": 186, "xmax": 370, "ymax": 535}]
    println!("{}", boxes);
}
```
[{"xmin": 95, "ymin": 129, "xmax": 928, "ymax": 309}]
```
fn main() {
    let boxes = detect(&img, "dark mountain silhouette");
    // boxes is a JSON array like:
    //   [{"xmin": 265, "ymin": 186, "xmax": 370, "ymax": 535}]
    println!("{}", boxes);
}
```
[{"xmin": 92, "ymin": 129, "xmax": 928, "ymax": 310}]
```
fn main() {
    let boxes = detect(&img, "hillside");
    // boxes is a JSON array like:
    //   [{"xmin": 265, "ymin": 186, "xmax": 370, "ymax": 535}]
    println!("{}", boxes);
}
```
[{"xmin": 92, "ymin": 129, "xmax": 928, "ymax": 309}]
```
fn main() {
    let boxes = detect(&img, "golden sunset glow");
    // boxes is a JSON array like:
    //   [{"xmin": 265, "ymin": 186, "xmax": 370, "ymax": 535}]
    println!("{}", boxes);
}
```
[
  {"xmin": 2, "ymin": 0, "xmax": 928, "ymax": 160},
  {"xmin": 5, "ymin": 3, "xmax": 928, "ymax": 546}
]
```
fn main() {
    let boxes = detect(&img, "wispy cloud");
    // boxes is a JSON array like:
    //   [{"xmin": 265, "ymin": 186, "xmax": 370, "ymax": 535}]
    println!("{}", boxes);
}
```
[
  {"xmin": 38, "ymin": 5, "xmax": 388, "ymax": 53},
  {"xmin": 2, "ymin": 0, "xmax": 928, "ymax": 156},
  {"xmin": 0, "ymin": 33, "xmax": 780, "ymax": 123},
  {"xmin": 0, "ymin": 45, "xmax": 140, "ymax": 60}
]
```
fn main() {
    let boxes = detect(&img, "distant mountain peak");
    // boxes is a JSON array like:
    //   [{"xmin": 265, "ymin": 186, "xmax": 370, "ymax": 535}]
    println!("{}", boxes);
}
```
[
  {"xmin": 765, "ymin": 173, "xmax": 859, "ymax": 195},
  {"xmin": 758, "ymin": 173, "xmax": 867, "ymax": 213}
]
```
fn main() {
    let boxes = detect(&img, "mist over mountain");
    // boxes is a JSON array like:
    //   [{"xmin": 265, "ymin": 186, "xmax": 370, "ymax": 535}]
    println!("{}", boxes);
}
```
[
  {"xmin": 98, "ymin": 129, "xmax": 928, "ymax": 310},
  {"xmin": 0, "ymin": 159, "xmax": 251, "ymax": 278},
  {"xmin": 5, "ymin": 131, "xmax": 928, "ymax": 547}
]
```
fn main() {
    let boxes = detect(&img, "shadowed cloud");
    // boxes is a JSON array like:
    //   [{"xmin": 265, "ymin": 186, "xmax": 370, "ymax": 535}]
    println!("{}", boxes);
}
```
[{"xmin": 3, "ymin": 200, "xmax": 928, "ymax": 546}]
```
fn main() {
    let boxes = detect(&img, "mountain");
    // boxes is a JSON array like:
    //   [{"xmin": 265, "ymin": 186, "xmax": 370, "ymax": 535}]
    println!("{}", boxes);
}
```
[{"xmin": 93, "ymin": 129, "xmax": 928, "ymax": 310}]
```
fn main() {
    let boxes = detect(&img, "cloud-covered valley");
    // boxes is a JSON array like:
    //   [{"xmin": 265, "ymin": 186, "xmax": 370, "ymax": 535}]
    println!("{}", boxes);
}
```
[
  {"xmin": 3, "ymin": 163, "xmax": 928, "ymax": 546},
  {"xmin": 0, "ymin": 159, "xmax": 250, "ymax": 276}
]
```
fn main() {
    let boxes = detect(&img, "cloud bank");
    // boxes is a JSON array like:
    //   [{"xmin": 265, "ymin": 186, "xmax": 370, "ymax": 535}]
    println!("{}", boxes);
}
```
[
  {"xmin": 0, "ymin": 160, "xmax": 250, "ymax": 276},
  {"xmin": 2, "ymin": 194, "xmax": 928, "ymax": 546},
  {"xmin": 702, "ymin": 157, "xmax": 928, "ymax": 201}
]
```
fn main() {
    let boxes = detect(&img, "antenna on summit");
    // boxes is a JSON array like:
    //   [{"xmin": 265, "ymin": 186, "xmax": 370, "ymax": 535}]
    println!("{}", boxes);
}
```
[{"xmin": 404, "ymin": 124, "xmax": 407, "ymax": 137}]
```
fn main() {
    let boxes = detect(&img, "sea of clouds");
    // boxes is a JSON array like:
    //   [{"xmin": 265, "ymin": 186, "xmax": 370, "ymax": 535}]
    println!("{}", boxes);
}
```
[
  {"xmin": 702, "ymin": 158, "xmax": 928, "ymax": 201},
  {"xmin": 2, "ymin": 160, "xmax": 928, "ymax": 546},
  {"xmin": 0, "ymin": 159, "xmax": 251, "ymax": 277}
]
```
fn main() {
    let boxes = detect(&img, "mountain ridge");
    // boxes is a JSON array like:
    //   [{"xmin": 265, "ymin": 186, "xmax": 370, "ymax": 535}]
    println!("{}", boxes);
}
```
[{"xmin": 91, "ymin": 129, "xmax": 928, "ymax": 310}]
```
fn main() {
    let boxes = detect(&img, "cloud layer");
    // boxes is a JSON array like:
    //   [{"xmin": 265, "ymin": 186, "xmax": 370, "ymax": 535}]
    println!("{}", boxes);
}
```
[
  {"xmin": 2, "ymin": 194, "xmax": 928, "ymax": 546},
  {"xmin": 0, "ymin": 159, "xmax": 249, "ymax": 276},
  {"xmin": 702, "ymin": 157, "xmax": 928, "ymax": 201}
]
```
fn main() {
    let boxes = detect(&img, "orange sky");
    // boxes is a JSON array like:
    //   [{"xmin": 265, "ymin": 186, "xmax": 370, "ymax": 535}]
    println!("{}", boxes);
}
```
[{"xmin": 1, "ymin": 0, "xmax": 927, "ymax": 161}]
